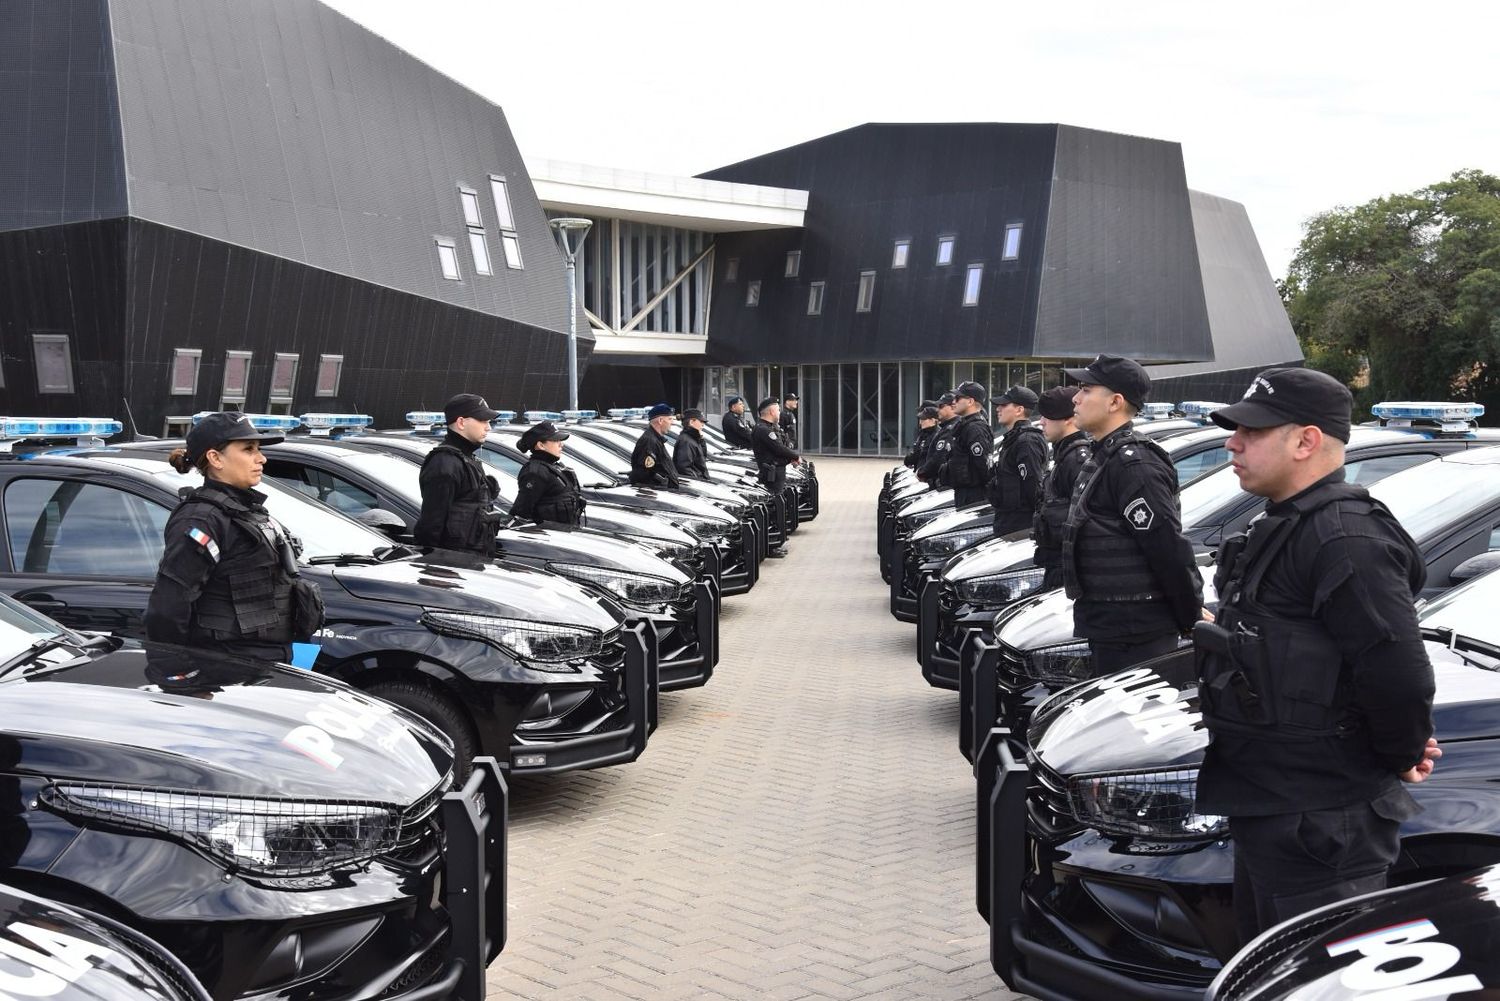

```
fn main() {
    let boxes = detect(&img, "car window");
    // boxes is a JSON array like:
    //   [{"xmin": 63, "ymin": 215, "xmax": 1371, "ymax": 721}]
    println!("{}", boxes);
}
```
[
  {"xmin": 4, "ymin": 479, "xmax": 168, "ymax": 577},
  {"xmin": 1343, "ymin": 452, "xmax": 1434, "ymax": 485},
  {"xmin": 263, "ymin": 460, "xmax": 379, "ymax": 515},
  {"xmin": 1173, "ymin": 447, "xmax": 1228, "ymax": 485}
]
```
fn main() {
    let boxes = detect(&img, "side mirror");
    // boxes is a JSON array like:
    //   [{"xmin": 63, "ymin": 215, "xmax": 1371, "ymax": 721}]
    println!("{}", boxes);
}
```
[
  {"xmin": 1450, "ymin": 551, "xmax": 1500, "ymax": 585},
  {"xmin": 356, "ymin": 508, "xmax": 408, "ymax": 538}
]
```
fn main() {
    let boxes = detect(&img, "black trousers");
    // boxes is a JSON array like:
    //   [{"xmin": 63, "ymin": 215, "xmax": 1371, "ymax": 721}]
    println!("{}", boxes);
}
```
[
  {"xmin": 1229, "ymin": 798, "xmax": 1404, "ymax": 940},
  {"xmin": 1088, "ymin": 633, "xmax": 1180, "ymax": 674}
]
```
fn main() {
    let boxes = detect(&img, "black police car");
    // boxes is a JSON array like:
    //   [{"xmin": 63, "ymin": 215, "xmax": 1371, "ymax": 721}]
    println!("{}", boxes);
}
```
[
  {"xmin": 0, "ymin": 441, "xmax": 654, "ymax": 777},
  {"xmin": 211, "ymin": 434, "xmax": 716, "ymax": 694},
  {"xmin": 1207, "ymin": 865, "xmax": 1500, "ymax": 1000},
  {"xmin": 0, "ymin": 880, "xmax": 211, "ymax": 1000},
  {"xmin": 0, "ymin": 591, "xmax": 505, "ymax": 1000},
  {"xmin": 977, "ymin": 463, "xmax": 1500, "ymax": 1000}
]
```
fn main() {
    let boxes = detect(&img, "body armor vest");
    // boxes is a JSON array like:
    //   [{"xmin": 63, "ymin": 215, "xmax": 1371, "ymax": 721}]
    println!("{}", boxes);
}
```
[
  {"xmin": 523, "ymin": 457, "xmax": 584, "ymax": 525},
  {"xmin": 182, "ymin": 489, "xmax": 296, "ymax": 645},
  {"xmin": 988, "ymin": 422, "xmax": 1044, "ymax": 515},
  {"xmin": 1061, "ymin": 429, "xmax": 1172, "ymax": 602},
  {"xmin": 1034, "ymin": 433, "xmax": 1091, "ymax": 559},
  {"xmin": 422, "ymin": 444, "xmax": 500, "ymax": 552},
  {"xmin": 1195, "ymin": 481, "xmax": 1385, "ymax": 742}
]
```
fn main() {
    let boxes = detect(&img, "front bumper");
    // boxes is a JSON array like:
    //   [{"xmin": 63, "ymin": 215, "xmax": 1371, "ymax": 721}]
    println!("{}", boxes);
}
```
[
  {"xmin": 888, "ymin": 539, "xmax": 943, "ymax": 623},
  {"xmin": 918, "ymin": 580, "xmax": 1001, "ymax": 690},
  {"xmin": 653, "ymin": 578, "xmax": 720, "ymax": 691},
  {"xmin": 977, "ymin": 731, "xmax": 1232, "ymax": 1001},
  {"xmin": 718, "ymin": 521, "xmax": 761, "ymax": 596}
]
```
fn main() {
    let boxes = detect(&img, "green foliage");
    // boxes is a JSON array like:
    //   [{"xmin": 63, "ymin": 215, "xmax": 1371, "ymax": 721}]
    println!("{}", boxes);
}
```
[{"xmin": 1283, "ymin": 170, "xmax": 1500, "ymax": 417}]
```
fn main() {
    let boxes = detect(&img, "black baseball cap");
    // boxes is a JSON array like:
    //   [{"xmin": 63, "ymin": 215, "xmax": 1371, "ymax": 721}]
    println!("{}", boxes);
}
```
[
  {"xmin": 1210, "ymin": 368, "xmax": 1353, "ymax": 443},
  {"xmin": 727, "ymin": 395, "xmax": 745, "ymax": 408},
  {"xmin": 444, "ymin": 393, "xmax": 501, "ymax": 424},
  {"xmin": 918, "ymin": 406, "xmax": 940, "ymax": 420},
  {"xmin": 953, "ymin": 380, "xmax": 988, "ymax": 405},
  {"xmin": 1037, "ymin": 386, "xmax": 1077, "ymax": 420},
  {"xmin": 186, "ymin": 412, "xmax": 284, "ymax": 464},
  {"xmin": 518, "ymin": 420, "xmax": 570, "ymax": 451},
  {"xmin": 756, "ymin": 396, "xmax": 779, "ymax": 414},
  {"xmin": 784, "ymin": 392, "xmax": 799, "ymax": 402},
  {"xmin": 1064, "ymin": 354, "xmax": 1152, "ymax": 411},
  {"xmin": 919, "ymin": 399, "xmax": 937, "ymax": 411},
  {"xmin": 937, "ymin": 392, "xmax": 957, "ymax": 407},
  {"xmin": 681, "ymin": 408, "xmax": 706, "ymax": 423},
  {"xmin": 995, "ymin": 385, "xmax": 1039, "ymax": 409}
]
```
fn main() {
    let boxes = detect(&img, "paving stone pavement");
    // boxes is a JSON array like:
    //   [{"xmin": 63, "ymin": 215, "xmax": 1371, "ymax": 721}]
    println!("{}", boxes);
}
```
[{"xmin": 486, "ymin": 458, "xmax": 1027, "ymax": 1000}]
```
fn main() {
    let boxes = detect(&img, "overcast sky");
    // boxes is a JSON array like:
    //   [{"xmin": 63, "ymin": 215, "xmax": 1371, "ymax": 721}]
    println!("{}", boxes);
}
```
[{"xmin": 321, "ymin": 0, "xmax": 1498, "ymax": 277}]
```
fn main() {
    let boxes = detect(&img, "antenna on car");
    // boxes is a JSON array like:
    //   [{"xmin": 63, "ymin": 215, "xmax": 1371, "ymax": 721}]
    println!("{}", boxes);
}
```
[{"xmin": 122, "ymin": 397, "xmax": 157, "ymax": 440}]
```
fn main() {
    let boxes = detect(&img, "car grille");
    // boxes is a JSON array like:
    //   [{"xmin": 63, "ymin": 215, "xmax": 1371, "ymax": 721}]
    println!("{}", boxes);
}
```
[
  {"xmin": 377, "ymin": 930, "xmax": 449, "ymax": 998},
  {"xmin": 384, "ymin": 773, "xmax": 451, "ymax": 864},
  {"xmin": 1026, "ymin": 752, "xmax": 1085, "ymax": 842},
  {"xmin": 1214, "ymin": 898, "xmax": 1381, "ymax": 1000}
]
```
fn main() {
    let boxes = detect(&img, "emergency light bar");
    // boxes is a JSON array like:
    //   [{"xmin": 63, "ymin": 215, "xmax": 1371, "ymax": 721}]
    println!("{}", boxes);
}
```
[
  {"xmin": 0, "ymin": 417, "xmax": 123, "ymax": 452},
  {"xmin": 561, "ymin": 409, "xmax": 597, "ymax": 421},
  {"xmin": 490, "ymin": 410, "xmax": 518, "ymax": 424},
  {"xmin": 607, "ymin": 407, "xmax": 649, "ymax": 419},
  {"xmin": 299, "ymin": 413, "xmax": 373, "ymax": 436},
  {"xmin": 1177, "ymin": 402, "xmax": 1229, "ymax": 418},
  {"xmin": 1371, "ymin": 402, "xmax": 1485, "ymax": 422},
  {"xmin": 191, "ymin": 412, "xmax": 303, "ymax": 431},
  {"xmin": 1140, "ymin": 402, "xmax": 1175, "ymax": 419},
  {"xmin": 523, "ymin": 410, "xmax": 564, "ymax": 422},
  {"xmin": 406, "ymin": 411, "xmax": 445, "ymax": 427}
]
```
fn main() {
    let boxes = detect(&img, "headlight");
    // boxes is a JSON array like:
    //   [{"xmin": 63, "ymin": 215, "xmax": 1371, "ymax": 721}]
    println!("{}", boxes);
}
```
[
  {"xmin": 423, "ymin": 610, "xmax": 602, "ymax": 667},
  {"xmin": 675, "ymin": 515, "xmax": 729, "ymax": 541},
  {"xmin": 1023, "ymin": 641, "xmax": 1095, "ymax": 684},
  {"xmin": 1067, "ymin": 768, "xmax": 1227, "ymax": 840},
  {"xmin": 548, "ymin": 562, "xmax": 682, "ymax": 608},
  {"xmin": 955, "ymin": 568, "xmax": 1047, "ymax": 605},
  {"xmin": 904, "ymin": 509, "xmax": 949, "ymax": 530},
  {"xmin": 42, "ymin": 784, "xmax": 401, "ymax": 874},
  {"xmin": 640, "ymin": 538, "xmax": 694, "ymax": 562},
  {"xmin": 914, "ymin": 526, "xmax": 990, "ymax": 558}
]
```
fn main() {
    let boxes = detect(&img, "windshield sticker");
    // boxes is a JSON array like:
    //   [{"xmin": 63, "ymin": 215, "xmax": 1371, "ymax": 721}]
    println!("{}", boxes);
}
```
[
  {"xmin": 1325, "ymin": 918, "xmax": 1481, "ymax": 998},
  {"xmin": 0, "ymin": 921, "xmax": 114, "ymax": 996},
  {"xmin": 281, "ymin": 690, "xmax": 403, "ymax": 770}
]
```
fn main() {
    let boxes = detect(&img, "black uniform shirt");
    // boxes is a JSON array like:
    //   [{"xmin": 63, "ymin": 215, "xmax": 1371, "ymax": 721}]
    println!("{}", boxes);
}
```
[
  {"xmin": 919, "ymin": 418, "xmax": 957, "ymax": 484},
  {"xmin": 415, "ymin": 431, "xmax": 487, "ymax": 547},
  {"xmin": 629, "ymin": 426, "xmax": 680, "ymax": 488},
  {"xmin": 751, "ymin": 419, "xmax": 799, "ymax": 490},
  {"xmin": 904, "ymin": 425, "xmax": 935, "ymax": 469},
  {"xmin": 674, "ymin": 427, "xmax": 711, "ymax": 479},
  {"xmin": 721, "ymin": 411, "xmax": 753, "ymax": 448},
  {"xmin": 778, "ymin": 408, "xmax": 798, "ymax": 449},
  {"xmin": 1035, "ymin": 430, "xmax": 1091, "ymax": 564},
  {"xmin": 948, "ymin": 412, "xmax": 993, "ymax": 498},
  {"xmin": 511, "ymin": 451, "xmax": 584, "ymax": 525},
  {"xmin": 1198, "ymin": 470, "xmax": 1435, "ymax": 815},
  {"xmin": 988, "ymin": 421, "xmax": 1048, "ymax": 530}
]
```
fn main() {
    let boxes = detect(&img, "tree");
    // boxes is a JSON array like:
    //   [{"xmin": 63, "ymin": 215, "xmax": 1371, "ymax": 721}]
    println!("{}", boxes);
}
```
[{"xmin": 1283, "ymin": 170, "xmax": 1500, "ymax": 416}]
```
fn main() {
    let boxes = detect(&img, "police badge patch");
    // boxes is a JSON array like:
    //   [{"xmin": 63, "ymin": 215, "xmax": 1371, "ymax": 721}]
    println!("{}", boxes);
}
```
[
  {"xmin": 644, "ymin": 455, "xmax": 655, "ymax": 468},
  {"xmin": 971, "ymin": 442, "xmax": 984, "ymax": 456},
  {"xmin": 1124, "ymin": 498, "xmax": 1154, "ymax": 531}
]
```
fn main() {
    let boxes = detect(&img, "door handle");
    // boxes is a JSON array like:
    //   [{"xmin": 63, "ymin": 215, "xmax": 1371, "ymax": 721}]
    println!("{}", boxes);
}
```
[{"xmin": 22, "ymin": 594, "xmax": 67, "ymax": 612}]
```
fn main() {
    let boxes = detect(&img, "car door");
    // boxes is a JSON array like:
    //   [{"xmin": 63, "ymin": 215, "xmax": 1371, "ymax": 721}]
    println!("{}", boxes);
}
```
[{"xmin": 0, "ymin": 474, "xmax": 171, "ymax": 635}]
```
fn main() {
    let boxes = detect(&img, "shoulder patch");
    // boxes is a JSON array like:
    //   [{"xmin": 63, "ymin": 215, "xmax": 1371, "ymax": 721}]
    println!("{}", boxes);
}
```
[
  {"xmin": 1124, "ymin": 497, "xmax": 1154, "ymax": 531},
  {"xmin": 644, "ymin": 455, "xmax": 655, "ymax": 468},
  {"xmin": 187, "ymin": 527, "xmax": 221, "ymax": 561},
  {"xmin": 971, "ymin": 442, "xmax": 984, "ymax": 456}
]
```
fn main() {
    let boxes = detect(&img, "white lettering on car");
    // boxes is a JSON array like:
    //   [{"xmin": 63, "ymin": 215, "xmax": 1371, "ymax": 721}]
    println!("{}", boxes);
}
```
[
  {"xmin": 0, "ymin": 921, "xmax": 113, "ymax": 998},
  {"xmin": 1093, "ymin": 669, "xmax": 1197, "ymax": 744},
  {"xmin": 281, "ymin": 690, "xmax": 397, "ymax": 771},
  {"xmin": 1325, "ymin": 918, "xmax": 1481, "ymax": 999}
]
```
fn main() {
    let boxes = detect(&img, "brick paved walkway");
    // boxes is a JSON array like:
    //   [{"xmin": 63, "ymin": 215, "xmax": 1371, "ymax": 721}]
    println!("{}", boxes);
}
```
[{"xmin": 486, "ymin": 458, "xmax": 1024, "ymax": 1000}]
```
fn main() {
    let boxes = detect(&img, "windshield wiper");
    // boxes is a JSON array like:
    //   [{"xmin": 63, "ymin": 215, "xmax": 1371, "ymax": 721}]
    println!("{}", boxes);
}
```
[
  {"xmin": 0, "ymin": 635, "xmax": 87, "ymax": 679},
  {"xmin": 1421, "ymin": 626, "xmax": 1500, "ymax": 671},
  {"xmin": 307, "ymin": 552, "xmax": 384, "ymax": 565},
  {"xmin": 373, "ymin": 544, "xmax": 417, "ymax": 562}
]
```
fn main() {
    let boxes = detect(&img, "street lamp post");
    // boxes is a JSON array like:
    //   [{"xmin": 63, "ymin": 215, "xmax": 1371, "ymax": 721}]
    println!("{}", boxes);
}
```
[{"xmin": 548, "ymin": 217, "xmax": 593, "ymax": 411}]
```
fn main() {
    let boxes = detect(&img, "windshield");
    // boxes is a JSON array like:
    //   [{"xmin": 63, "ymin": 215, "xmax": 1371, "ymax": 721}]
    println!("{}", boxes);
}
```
[
  {"xmin": 0, "ymin": 594, "xmax": 72, "ymax": 666},
  {"xmin": 1419, "ymin": 568, "xmax": 1500, "ymax": 646},
  {"xmin": 317, "ymin": 451, "xmax": 425, "ymax": 506},
  {"xmin": 1368, "ymin": 455, "xmax": 1500, "ymax": 545},
  {"xmin": 545, "ymin": 433, "xmax": 630, "ymax": 478},
  {"xmin": 489, "ymin": 431, "xmax": 621, "ymax": 486},
  {"xmin": 1178, "ymin": 465, "xmax": 1250, "ymax": 529}
]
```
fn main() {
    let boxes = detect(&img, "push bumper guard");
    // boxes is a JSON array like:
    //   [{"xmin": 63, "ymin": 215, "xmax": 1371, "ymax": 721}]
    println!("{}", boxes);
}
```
[
  {"xmin": 719, "ymin": 522, "xmax": 761, "ymax": 596},
  {"xmin": 958, "ymin": 631, "xmax": 999, "ymax": 764},
  {"xmin": 659, "ymin": 578, "xmax": 720, "ymax": 691},
  {"xmin": 886, "ymin": 539, "xmax": 922, "ymax": 623},
  {"xmin": 426, "ymin": 756, "xmax": 507, "ymax": 1001},
  {"xmin": 918, "ymin": 578, "xmax": 963, "ymax": 690}
]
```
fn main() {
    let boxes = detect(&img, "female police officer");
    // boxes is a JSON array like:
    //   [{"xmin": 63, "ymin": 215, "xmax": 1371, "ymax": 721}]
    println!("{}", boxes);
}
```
[
  {"xmin": 511, "ymin": 419, "xmax": 585, "ymax": 526},
  {"xmin": 144, "ymin": 412, "xmax": 323, "ymax": 663}
]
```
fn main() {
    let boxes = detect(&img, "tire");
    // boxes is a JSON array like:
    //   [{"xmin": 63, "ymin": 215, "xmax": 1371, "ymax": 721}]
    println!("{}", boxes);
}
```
[{"xmin": 366, "ymin": 679, "xmax": 479, "ymax": 785}]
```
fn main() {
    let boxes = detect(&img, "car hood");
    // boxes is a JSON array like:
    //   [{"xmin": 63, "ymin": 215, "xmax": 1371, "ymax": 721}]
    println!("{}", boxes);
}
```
[
  {"xmin": 4, "ymin": 644, "xmax": 451, "ymax": 801},
  {"xmin": 942, "ymin": 536, "xmax": 1037, "ymax": 582},
  {"xmin": 912, "ymin": 505, "xmax": 994, "ymax": 542},
  {"xmin": 584, "ymin": 485, "xmax": 734, "ymax": 524},
  {"xmin": 1214, "ymin": 865, "xmax": 1500, "ymax": 1000},
  {"xmin": 1029, "ymin": 642, "xmax": 1500, "ymax": 779},
  {"xmin": 0, "ymin": 881, "xmax": 205, "ymax": 1001},
  {"xmin": 582, "ymin": 504, "xmax": 697, "ymax": 546},
  {"xmin": 995, "ymin": 567, "xmax": 1219, "ymax": 653},
  {"xmin": 894, "ymin": 486, "xmax": 952, "ymax": 512},
  {"xmin": 330, "ymin": 550, "xmax": 623, "ymax": 630},
  {"xmin": 497, "ymin": 524, "xmax": 692, "ymax": 582}
]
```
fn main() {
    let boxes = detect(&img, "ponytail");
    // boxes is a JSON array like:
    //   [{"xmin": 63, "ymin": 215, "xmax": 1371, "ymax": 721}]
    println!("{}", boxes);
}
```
[{"xmin": 167, "ymin": 448, "xmax": 208, "ymax": 475}]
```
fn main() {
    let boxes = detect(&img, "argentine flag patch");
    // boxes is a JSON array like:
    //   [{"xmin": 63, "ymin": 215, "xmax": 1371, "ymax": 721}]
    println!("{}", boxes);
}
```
[{"xmin": 187, "ymin": 527, "xmax": 220, "ymax": 561}]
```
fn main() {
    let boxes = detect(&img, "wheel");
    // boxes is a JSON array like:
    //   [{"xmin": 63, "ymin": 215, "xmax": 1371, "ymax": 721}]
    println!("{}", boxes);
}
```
[{"xmin": 365, "ymin": 679, "xmax": 479, "ymax": 785}]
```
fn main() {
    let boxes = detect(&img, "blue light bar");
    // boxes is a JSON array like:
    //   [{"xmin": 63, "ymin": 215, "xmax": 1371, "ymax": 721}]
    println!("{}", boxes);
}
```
[
  {"xmin": 1140, "ymin": 402, "xmax": 1175, "ymax": 419},
  {"xmin": 561, "ymin": 409, "xmax": 597, "ymax": 421},
  {"xmin": 607, "ymin": 407, "xmax": 649, "ymax": 419},
  {"xmin": 1177, "ymin": 401, "xmax": 1229, "ymax": 418},
  {"xmin": 523, "ymin": 410, "xmax": 564, "ymax": 422},
  {"xmin": 299, "ymin": 412, "xmax": 372, "ymax": 427},
  {"xmin": 490, "ymin": 410, "xmax": 517, "ymax": 423},
  {"xmin": 0, "ymin": 417, "xmax": 123, "ymax": 439},
  {"xmin": 191, "ymin": 411, "xmax": 302, "ymax": 431},
  {"xmin": 1371, "ymin": 402, "xmax": 1485, "ymax": 422},
  {"xmin": 406, "ymin": 410, "xmax": 445, "ymax": 426}
]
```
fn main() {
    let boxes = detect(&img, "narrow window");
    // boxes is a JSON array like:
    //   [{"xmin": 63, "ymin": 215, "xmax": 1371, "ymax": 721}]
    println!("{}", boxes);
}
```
[
  {"xmin": 963, "ymin": 264, "xmax": 983, "ymax": 306},
  {"xmin": 170, "ymin": 348, "xmax": 202, "ymax": 395},
  {"xmin": 459, "ymin": 188, "xmax": 483, "ymax": 228},
  {"xmin": 807, "ymin": 281, "xmax": 825, "ymax": 315},
  {"xmin": 315, "ymin": 355, "xmax": 344, "ymax": 398},
  {"xmin": 785, "ymin": 250, "xmax": 801, "ymax": 277},
  {"xmin": 270, "ymin": 352, "xmax": 299, "ymax": 401},
  {"xmin": 856, "ymin": 271, "xmax": 876, "ymax": 312},
  {"xmin": 488, "ymin": 176, "xmax": 516, "ymax": 230},
  {"xmin": 725, "ymin": 257, "xmax": 739, "ymax": 282},
  {"xmin": 936, "ymin": 236, "xmax": 955, "ymax": 266},
  {"xmin": 488, "ymin": 175, "xmax": 522, "ymax": 269},
  {"xmin": 1003, "ymin": 223, "xmax": 1023, "ymax": 261},
  {"xmin": 221, "ymin": 350, "xmax": 252, "ymax": 404},
  {"xmin": 892, "ymin": 240, "xmax": 910, "ymax": 269},
  {"xmin": 33, "ymin": 333, "xmax": 75, "ymax": 394},
  {"xmin": 500, "ymin": 233, "xmax": 523, "ymax": 269},
  {"xmin": 468, "ymin": 229, "xmax": 493, "ymax": 275},
  {"xmin": 436, "ymin": 238, "xmax": 461, "ymax": 280},
  {"xmin": 746, "ymin": 280, "xmax": 762, "ymax": 307}
]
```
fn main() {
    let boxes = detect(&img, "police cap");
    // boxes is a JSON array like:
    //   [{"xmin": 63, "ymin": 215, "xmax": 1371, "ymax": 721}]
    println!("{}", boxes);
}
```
[
  {"xmin": 1210, "ymin": 368, "xmax": 1353, "ymax": 443},
  {"xmin": 726, "ymin": 395, "xmax": 745, "ymax": 408},
  {"xmin": 1037, "ymin": 386, "xmax": 1077, "ymax": 420},
  {"xmin": 953, "ymin": 381, "xmax": 989, "ymax": 405},
  {"xmin": 756, "ymin": 396, "xmax": 778, "ymax": 415},
  {"xmin": 518, "ymin": 420, "xmax": 570, "ymax": 451},
  {"xmin": 784, "ymin": 392, "xmax": 799, "ymax": 402},
  {"xmin": 186, "ymin": 412, "xmax": 284, "ymax": 464},
  {"xmin": 1063, "ymin": 354, "xmax": 1151, "ymax": 411},
  {"xmin": 918, "ymin": 406, "xmax": 940, "ymax": 420},
  {"xmin": 681, "ymin": 408, "xmax": 706, "ymax": 423},
  {"xmin": 937, "ymin": 392, "xmax": 957, "ymax": 407},
  {"xmin": 647, "ymin": 403, "xmax": 675, "ymax": 419},
  {"xmin": 919, "ymin": 399, "xmax": 938, "ymax": 411},
  {"xmin": 444, "ymin": 393, "xmax": 501, "ymax": 424},
  {"xmin": 995, "ymin": 385, "xmax": 1039, "ymax": 409}
]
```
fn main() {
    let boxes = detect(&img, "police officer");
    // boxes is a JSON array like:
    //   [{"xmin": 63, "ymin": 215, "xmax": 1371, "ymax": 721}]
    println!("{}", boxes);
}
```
[
  {"xmin": 146, "ymin": 412, "xmax": 323, "ymax": 663},
  {"xmin": 946, "ymin": 381, "xmax": 992, "ymax": 509},
  {"xmin": 721, "ymin": 396, "xmax": 753, "ymax": 448},
  {"xmin": 674, "ymin": 408, "xmax": 712, "ymax": 480},
  {"xmin": 904, "ymin": 404, "xmax": 939, "ymax": 470},
  {"xmin": 917, "ymin": 393, "xmax": 958, "ymax": 485},
  {"xmin": 751, "ymin": 397, "xmax": 800, "ymax": 559},
  {"xmin": 1194, "ymin": 368, "xmax": 1440, "ymax": 939},
  {"xmin": 1062, "ymin": 355, "xmax": 1203, "ymax": 672},
  {"xmin": 415, "ymin": 393, "xmax": 503, "ymax": 554},
  {"xmin": 779, "ymin": 392, "xmax": 800, "ymax": 449},
  {"xmin": 630, "ymin": 403, "xmax": 681, "ymax": 489},
  {"xmin": 511, "ymin": 420, "xmax": 585, "ymax": 526},
  {"xmin": 987, "ymin": 385, "xmax": 1047, "ymax": 537},
  {"xmin": 1033, "ymin": 387, "xmax": 1091, "ymax": 590}
]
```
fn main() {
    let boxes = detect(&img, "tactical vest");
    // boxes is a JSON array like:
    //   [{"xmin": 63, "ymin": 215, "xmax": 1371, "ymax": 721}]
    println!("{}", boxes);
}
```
[
  {"xmin": 948, "ymin": 413, "xmax": 991, "ymax": 490},
  {"xmin": 183, "ymin": 489, "xmax": 296, "ymax": 645},
  {"xmin": 422, "ymin": 444, "xmax": 500, "ymax": 552},
  {"xmin": 1034, "ymin": 433, "xmax": 1091, "ymax": 557},
  {"xmin": 1195, "ymin": 481, "xmax": 1392, "ymax": 741},
  {"xmin": 988, "ymin": 423, "xmax": 1044, "ymax": 510},
  {"xmin": 525, "ymin": 458, "xmax": 584, "ymax": 525},
  {"xmin": 1061, "ymin": 430, "xmax": 1173, "ymax": 602}
]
